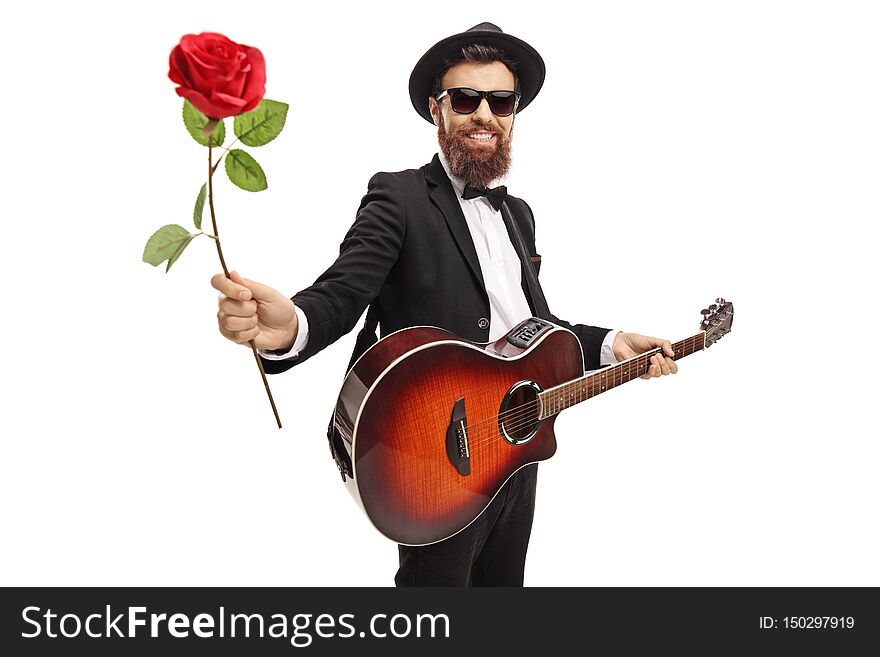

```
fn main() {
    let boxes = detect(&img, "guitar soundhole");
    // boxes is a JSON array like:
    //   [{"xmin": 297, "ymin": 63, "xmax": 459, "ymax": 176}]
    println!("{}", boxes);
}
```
[{"xmin": 499, "ymin": 380, "xmax": 543, "ymax": 445}]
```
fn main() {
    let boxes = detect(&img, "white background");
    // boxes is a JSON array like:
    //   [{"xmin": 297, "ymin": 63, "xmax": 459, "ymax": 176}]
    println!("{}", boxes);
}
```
[{"xmin": 2, "ymin": 1, "xmax": 877, "ymax": 586}]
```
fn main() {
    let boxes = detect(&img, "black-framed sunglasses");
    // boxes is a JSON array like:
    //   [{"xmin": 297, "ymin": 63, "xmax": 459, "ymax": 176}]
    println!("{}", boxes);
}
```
[{"xmin": 434, "ymin": 87, "xmax": 521, "ymax": 117}]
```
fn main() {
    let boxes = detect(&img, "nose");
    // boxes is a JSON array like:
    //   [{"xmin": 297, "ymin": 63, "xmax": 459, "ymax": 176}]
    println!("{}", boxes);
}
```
[{"xmin": 472, "ymin": 97, "xmax": 493, "ymax": 123}]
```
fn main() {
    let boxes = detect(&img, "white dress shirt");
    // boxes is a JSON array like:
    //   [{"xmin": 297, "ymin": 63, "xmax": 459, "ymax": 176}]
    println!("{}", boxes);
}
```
[{"xmin": 261, "ymin": 152, "xmax": 619, "ymax": 364}]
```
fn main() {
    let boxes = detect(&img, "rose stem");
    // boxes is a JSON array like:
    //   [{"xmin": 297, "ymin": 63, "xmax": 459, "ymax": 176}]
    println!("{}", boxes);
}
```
[{"xmin": 208, "ymin": 132, "xmax": 283, "ymax": 429}]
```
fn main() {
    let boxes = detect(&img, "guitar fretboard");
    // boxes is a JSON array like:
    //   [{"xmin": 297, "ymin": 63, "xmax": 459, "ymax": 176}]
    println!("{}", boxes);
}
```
[{"xmin": 538, "ymin": 332, "xmax": 705, "ymax": 419}]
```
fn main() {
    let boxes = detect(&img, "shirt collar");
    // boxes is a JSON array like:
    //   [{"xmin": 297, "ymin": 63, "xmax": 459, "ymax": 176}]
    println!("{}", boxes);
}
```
[{"xmin": 437, "ymin": 150, "xmax": 508, "ymax": 199}]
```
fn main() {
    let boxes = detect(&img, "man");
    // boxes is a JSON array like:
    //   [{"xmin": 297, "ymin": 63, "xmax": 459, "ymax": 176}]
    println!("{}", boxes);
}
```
[{"xmin": 212, "ymin": 23, "xmax": 678, "ymax": 586}]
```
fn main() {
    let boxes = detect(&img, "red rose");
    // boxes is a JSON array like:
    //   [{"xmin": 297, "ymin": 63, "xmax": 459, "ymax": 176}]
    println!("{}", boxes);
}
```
[{"xmin": 168, "ymin": 32, "xmax": 266, "ymax": 119}]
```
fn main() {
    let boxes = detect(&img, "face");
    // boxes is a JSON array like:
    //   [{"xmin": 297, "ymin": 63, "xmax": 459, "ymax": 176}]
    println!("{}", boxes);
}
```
[{"xmin": 428, "ymin": 60, "xmax": 517, "ymax": 187}]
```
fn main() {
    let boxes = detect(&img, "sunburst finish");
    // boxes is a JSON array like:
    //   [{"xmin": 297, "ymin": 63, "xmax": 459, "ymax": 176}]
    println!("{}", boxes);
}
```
[{"xmin": 334, "ymin": 325, "xmax": 583, "ymax": 545}]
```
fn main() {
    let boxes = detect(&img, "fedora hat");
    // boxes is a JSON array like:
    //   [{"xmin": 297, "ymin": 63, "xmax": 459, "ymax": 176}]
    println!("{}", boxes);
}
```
[{"xmin": 408, "ymin": 22, "xmax": 546, "ymax": 124}]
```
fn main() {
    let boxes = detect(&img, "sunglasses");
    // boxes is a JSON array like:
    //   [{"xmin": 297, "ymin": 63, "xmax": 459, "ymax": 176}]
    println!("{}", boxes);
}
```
[{"xmin": 434, "ymin": 87, "xmax": 521, "ymax": 117}]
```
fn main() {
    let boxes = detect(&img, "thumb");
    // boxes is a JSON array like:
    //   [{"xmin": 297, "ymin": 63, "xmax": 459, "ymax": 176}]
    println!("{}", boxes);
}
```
[{"xmin": 230, "ymin": 270, "xmax": 280, "ymax": 302}]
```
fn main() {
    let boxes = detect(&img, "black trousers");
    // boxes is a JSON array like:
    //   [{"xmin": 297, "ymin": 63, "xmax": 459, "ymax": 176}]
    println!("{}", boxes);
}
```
[{"xmin": 394, "ymin": 464, "xmax": 538, "ymax": 586}]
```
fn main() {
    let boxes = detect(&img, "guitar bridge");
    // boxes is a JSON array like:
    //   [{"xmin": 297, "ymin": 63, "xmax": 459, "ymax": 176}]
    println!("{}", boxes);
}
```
[{"xmin": 445, "ymin": 397, "xmax": 471, "ymax": 477}]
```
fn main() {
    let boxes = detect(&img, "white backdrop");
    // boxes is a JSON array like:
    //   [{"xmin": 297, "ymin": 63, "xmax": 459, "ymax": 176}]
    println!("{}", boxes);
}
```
[{"xmin": 2, "ymin": 0, "xmax": 877, "ymax": 586}]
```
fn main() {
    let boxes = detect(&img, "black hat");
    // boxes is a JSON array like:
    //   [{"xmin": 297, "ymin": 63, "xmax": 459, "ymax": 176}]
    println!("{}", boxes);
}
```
[{"xmin": 408, "ymin": 22, "xmax": 546, "ymax": 124}]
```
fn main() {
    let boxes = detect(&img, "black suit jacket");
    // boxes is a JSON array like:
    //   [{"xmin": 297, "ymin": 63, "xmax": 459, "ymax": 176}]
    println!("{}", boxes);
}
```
[{"xmin": 261, "ymin": 154, "xmax": 611, "ymax": 375}]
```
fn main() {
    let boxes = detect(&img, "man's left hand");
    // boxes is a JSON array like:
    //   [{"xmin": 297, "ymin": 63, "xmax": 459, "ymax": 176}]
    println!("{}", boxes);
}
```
[{"xmin": 612, "ymin": 332, "xmax": 678, "ymax": 379}]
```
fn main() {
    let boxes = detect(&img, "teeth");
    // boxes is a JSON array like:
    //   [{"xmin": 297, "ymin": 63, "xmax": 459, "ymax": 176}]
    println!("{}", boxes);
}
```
[{"xmin": 468, "ymin": 133, "xmax": 494, "ymax": 141}]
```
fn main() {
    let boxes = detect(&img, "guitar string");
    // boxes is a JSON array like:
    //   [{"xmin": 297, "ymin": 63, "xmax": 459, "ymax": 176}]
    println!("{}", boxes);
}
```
[
  {"xmin": 451, "ymin": 355, "xmax": 669, "ymax": 449},
  {"xmin": 442, "ymin": 336, "xmax": 704, "ymax": 451},
  {"xmin": 455, "ymin": 343, "xmax": 686, "ymax": 441},
  {"xmin": 484, "ymin": 336, "xmax": 699, "ymax": 429},
  {"xmin": 440, "ymin": 361, "xmax": 642, "ymax": 451},
  {"xmin": 479, "ymin": 329, "xmax": 713, "ymax": 441}
]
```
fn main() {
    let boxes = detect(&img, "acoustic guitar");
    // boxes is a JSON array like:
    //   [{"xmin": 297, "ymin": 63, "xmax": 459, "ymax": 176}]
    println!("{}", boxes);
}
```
[{"xmin": 327, "ymin": 299, "xmax": 734, "ymax": 545}]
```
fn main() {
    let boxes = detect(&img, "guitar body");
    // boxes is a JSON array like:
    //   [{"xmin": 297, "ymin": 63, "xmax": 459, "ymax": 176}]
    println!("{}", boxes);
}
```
[
  {"xmin": 331, "ymin": 320, "xmax": 584, "ymax": 546},
  {"xmin": 328, "ymin": 299, "xmax": 734, "ymax": 546}
]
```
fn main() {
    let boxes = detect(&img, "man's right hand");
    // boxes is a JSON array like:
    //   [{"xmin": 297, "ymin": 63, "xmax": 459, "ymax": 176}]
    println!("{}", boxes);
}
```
[{"xmin": 212, "ymin": 271, "xmax": 298, "ymax": 351}]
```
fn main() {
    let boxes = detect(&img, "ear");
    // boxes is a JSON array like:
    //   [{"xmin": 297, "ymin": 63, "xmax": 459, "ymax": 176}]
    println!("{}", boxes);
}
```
[{"xmin": 428, "ymin": 97, "xmax": 440, "ymax": 126}]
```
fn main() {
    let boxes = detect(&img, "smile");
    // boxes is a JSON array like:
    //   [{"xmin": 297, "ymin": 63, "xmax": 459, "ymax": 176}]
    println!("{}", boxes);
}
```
[{"xmin": 466, "ymin": 132, "xmax": 496, "ymax": 143}]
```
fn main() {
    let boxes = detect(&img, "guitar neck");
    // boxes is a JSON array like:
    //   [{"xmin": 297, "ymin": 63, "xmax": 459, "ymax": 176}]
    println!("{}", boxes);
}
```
[{"xmin": 537, "ymin": 332, "xmax": 706, "ymax": 419}]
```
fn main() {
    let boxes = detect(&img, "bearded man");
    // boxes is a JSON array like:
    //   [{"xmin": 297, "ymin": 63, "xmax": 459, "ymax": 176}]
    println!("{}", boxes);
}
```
[{"xmin": 212, "ymin": 23, "xmax": 678, "ymax": 586}]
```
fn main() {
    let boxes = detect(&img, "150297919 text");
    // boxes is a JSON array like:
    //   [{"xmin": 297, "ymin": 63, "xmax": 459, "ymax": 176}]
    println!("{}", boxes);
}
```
[{"xmin": 759, "ymin": 616, "xmax": 855, "ymax": 630}]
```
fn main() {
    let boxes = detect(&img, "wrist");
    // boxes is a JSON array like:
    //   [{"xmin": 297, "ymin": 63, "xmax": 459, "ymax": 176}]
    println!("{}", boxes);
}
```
[
  {"xmin": 280, "ymin": 311, "xmax": 299, "ymax": 351},
  {"xmin": 611, "ymin": 330, "xmax": 626, "ymax": 361},
  {"xmin": 266, "ymin": 304, "xmax": 299, "ymax": 353}
]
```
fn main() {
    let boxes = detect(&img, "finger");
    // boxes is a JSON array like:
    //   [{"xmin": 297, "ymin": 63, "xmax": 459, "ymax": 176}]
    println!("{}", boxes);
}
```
[
  {"xmin": 211, "ymin": 272, "xmax": 251, "ymax": 300},
  {"xmin": 662, "ymin": 340, "xmax": 675, "ymax": 359},
  {"xmin": 231, "ymin": 271, "xmax": 278, "ymax": 302},
  {"xmin": 652, "ymin": 355, "xmax": 663, "ymax": 376},
  {"xmin": 656, "ymin": 354, "xmax": 671, "ymax": 375},
  {"xmin": 218, "ymin": 296, "xmax": 258, "ymax": 318},
  {"xmin": 640, "ymin": 357, "xmax": 658, "ymax": 379},
  {"xmin": 229, "ymin": 326, "xmax": 260, "ymax": 344},
  {"xmin": 217, "ymin": 316, "xmax": 237, "ymax": 342},
  {"xmin": 220, "ymin": 313, "xmax": 258, "ymax": 332},
  {"xmin": 667, "ymin": 356, "xmax": 678, "ymax": 374}
]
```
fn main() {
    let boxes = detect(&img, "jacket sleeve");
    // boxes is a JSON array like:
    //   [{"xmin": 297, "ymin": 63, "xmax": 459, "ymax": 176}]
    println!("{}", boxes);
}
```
[
  {"xmin": 260, "ymin": 172, "xmax": 407, "ymax": 374},
  {"xmin": 518, "ymin": 198, "xmax": 611, "ymax": 372},
  {"xmin": 547, "ymin": 314, "xmax": 612, "ymax": 371}
]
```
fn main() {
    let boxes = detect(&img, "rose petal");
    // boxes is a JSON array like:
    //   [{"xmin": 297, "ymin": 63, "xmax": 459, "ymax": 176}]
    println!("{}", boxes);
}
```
[
  {"xmin": 240, "ymin": 46, "xmax": 266, "ymax": 113},
  {"xmin": 187, "ymin": 63, "xmax": 221, "ymax": 91},
  {"xmin": 182, "ymin": 33, "xmax": 233, "ymax": 52},
  {"xmin": 190, "ymin": 33, "xmax": 238, "ymax": 68},
  {"xmin": 181, "ymin": 34, "xmax": 228, "ymax": 79},
  {"xmin": 171, "ymin": 35, "xmax": 218, "ymax": 93},
  {"xmin": 209, "ymin": 91, "xmax": 249, "ymax": 114},
  {"xmin": 176, "ymin": 87, "xmax": 237, "ymax": 120},
  {"xmin": 190, "ymin": 44, "xmax": 227, "ymax": 69},
  {"xmin": 186, "ymin": 48, "xmax": 226, "ymax": 86},
  {"xmin": 215, "ymin": 66, "xmax": 247, "ymax": 98},
  {"xmin": 218, "ymin": 50, "xmax": 247, "ymax": 80},
  {"xmin": 167, "ymin": 45, "xmax": 189, "ymax": 86}
]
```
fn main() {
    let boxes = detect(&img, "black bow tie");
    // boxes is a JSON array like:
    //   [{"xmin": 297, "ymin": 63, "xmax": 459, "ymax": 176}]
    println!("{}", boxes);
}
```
[{"xmin": 462, "ymin": 184, "xmax": 508, "ymax": 211}]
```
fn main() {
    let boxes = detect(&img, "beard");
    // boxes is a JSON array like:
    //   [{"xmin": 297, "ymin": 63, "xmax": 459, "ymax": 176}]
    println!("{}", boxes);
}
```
[{"xmin": 437, "ymin": 112, "xmax": 513, "ymax": 188}]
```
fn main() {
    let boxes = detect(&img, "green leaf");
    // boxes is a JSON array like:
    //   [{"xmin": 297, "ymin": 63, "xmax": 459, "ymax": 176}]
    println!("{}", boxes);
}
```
[
  {"xmin": 165, "ymin": 234, "xmax": 195, "ymax": 272},
  {"xmin": 193, "ymin": 183, "xmax": 207, "ymax": 229},
  {"xmin": 143, "ymin": 224, "xmax": 194, "ymax": 272},
  {"xmin": 182, "ymin": 100, "xmax": 225, "ymax": 147},
  {"xmin": 225, "ymin": 149, "xmax": 267, "ymax": 192},
  {"xmin": 234, "ymin": 99, "xmax": 289, "ymax": 147}
]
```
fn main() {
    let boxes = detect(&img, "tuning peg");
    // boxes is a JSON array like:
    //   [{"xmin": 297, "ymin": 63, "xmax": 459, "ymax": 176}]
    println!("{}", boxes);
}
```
[
  {"xmin": 701, "ymin": 308, "xmax": 712, "ymax": 316},
  {"xmin": 715, "ymin": 297, "xmax": 726, "ymax": 305},
  {"xmin": 708, "ymin": 304, "xmax": 718, "ymax": 312}
]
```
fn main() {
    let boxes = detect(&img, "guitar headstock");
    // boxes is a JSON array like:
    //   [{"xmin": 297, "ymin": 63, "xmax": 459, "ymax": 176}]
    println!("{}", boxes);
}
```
[{"xmin": 700, "ymin": 297, "xmax": 734, "ymax": 347}]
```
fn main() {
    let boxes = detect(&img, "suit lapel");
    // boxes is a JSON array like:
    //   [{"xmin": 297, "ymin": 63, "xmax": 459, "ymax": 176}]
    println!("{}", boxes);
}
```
[{"xmin": 424, "ymin": 154, "xmax": 485, "ymax": 291}]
